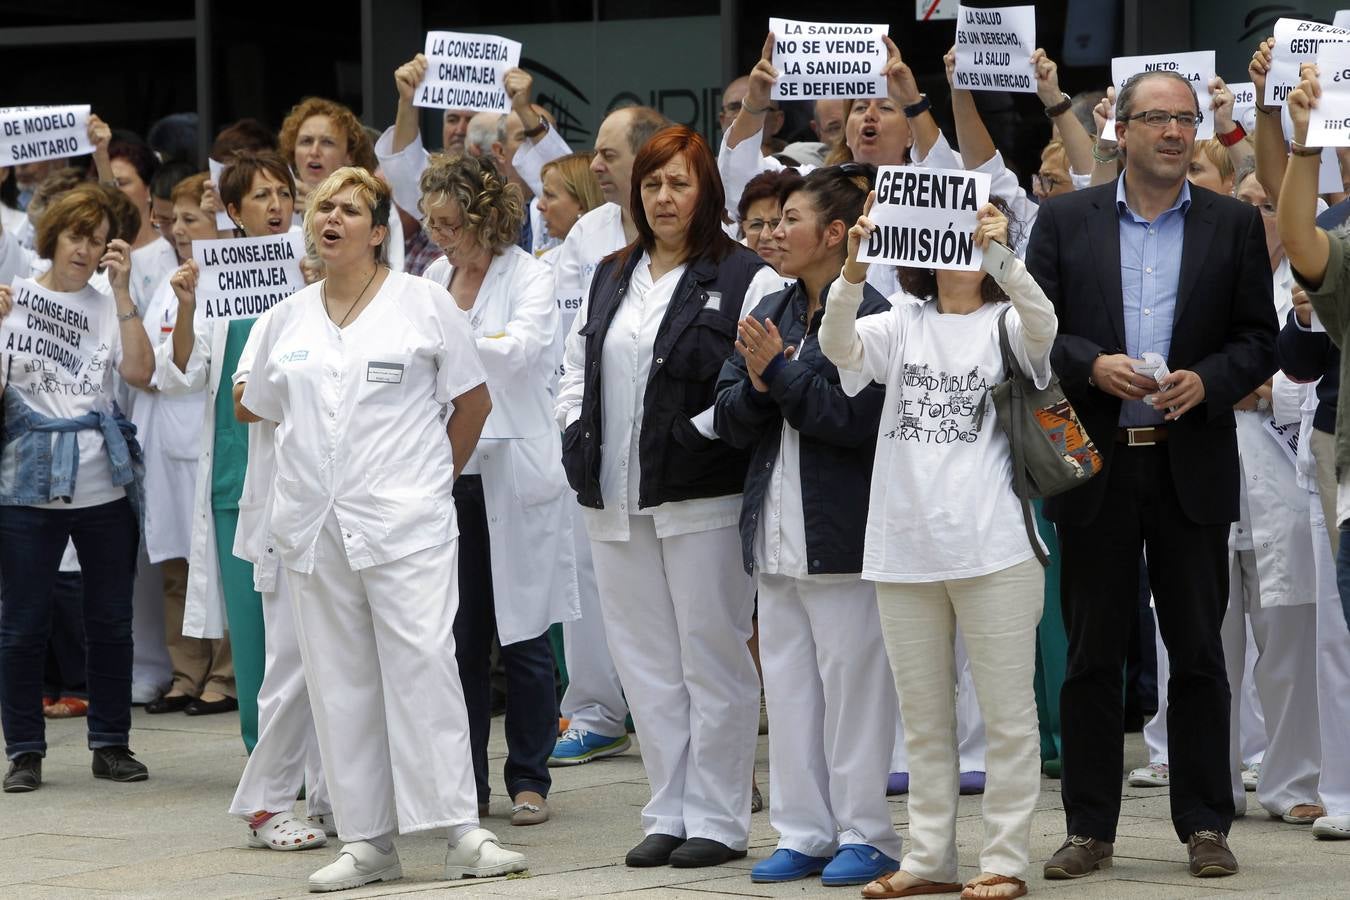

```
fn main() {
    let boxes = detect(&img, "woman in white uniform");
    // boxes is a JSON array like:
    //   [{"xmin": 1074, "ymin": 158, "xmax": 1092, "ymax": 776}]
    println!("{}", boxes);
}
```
[
  {"xmin": 160, "ymin": 151, "xmax": 334, "ymax": 849},
  {"xmin": 416, "ymin": 152, "xmax": 579, "ymax": 825},
  {"xmin": 138, "ymin": 173, "xmax": 236, "ymax": 717},
  {"xmin": 714, "ymin": 164, "xmax": 902, "ymax": 887},
  {"xmin": 820, "ymin": 201, "xmax": 1057, "ymax": 900},
  {"xmin": 239, "ymin": 167, "xmax": 525, "ymax": 892},
  {"xmin": 555, "ymin": 125, "xmax": 781, "ymax": 868}
]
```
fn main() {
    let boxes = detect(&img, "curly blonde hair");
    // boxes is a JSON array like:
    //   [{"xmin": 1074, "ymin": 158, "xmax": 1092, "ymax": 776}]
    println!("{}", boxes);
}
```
[
  {"xmin": 418, "ymin": 153, "xmax": 524, "ymax": 254},
  {"xmin": 278, "ymin": 98, "xmax": 377, "ymax": 176}
]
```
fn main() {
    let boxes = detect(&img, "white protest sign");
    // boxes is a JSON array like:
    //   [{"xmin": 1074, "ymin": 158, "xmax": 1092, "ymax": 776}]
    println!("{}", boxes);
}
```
[
  {"xmin": 0, "ymin": 277, "xmax": 95, "ymax": 378},
  {"xmin": 768, "ymin": 18, "xmax": 888, "ymax": 101},
  {"xmin": 1228, "ymin": 80, "xmax": 1258, "ymax": 133},
  {"xmin": 858, "ymin": 166, "xmax": 991, "ymax": 272},
  {"xmin": 1266, "ymin": 18, "xmax": 1350, "ymax": 107},
  {"xmin": 191, "ymin": 232, "xmax": 305, "ymax": 325},
  {"xmin": 414, "ymin": 30, "xmax": 521, "ymax": 113},
  {"xmin": 1100, "ymin": 52, "xmax": 1216, "ymax": 141},
  {"xmin": 1308, "ymin": 43, "xmax": 1350, "ymax": 147},
  {"xmin": 207, "ymin": 158, "xmax": 235, "ymax": 231},
  {"xmin": 953, "ymin": 5, "xmax": 1037, "ymax": 94},
  {"xmin": 0, "ymin": 105, "xmax": 93, "ymax": 166},
  {"xmin": 1263, "ymin": 417, "xmax": 1300, "ymax": 466}
]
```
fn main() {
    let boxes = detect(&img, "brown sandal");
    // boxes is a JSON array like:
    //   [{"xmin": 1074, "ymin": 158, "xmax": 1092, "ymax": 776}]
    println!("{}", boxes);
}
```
[
  {"xmin": 960, "ymin": 875, "xmax": 1028, "ymax": 900},
  {"xmin": 862, "ymin": 872, "xmax": 964, "ymax": 898}
]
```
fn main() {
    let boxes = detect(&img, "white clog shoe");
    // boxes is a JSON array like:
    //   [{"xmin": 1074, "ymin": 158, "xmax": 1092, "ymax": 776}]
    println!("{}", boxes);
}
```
[
  {"xmin": 443, "ymin": 827, "xmax": 528, "ymax": 880},
  {"xmin": 308, "ymin": 841, "xmax": 402, "ymax": 893}
]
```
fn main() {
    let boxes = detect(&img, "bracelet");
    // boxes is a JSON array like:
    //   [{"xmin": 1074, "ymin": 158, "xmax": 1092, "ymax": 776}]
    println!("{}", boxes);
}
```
[
  {"xmin": 116, "ymin": 309, "xmax": 140, "ymax": 322},
  {"xmin": 1290, "ymin": 139, "xmax": 1322, "ymax": 157},
  {"xmin": 1092, "ymin": 144, "xmax": 1119, "ymax": 164},
  {"xmin": 903, "ymin": 95, "xmax": 932, "ymax": 118},
  {"xmin": 742, "ymin": 101, "xmax": 771, "ymax": 115},
  {"xmin": 1255, "ymin": 103, "xmax": 1279, "ymax": 116},
  {"xmin": 522, "ymin": 120, "xmax": 547, "ymax": 139},
  {"xmin": 1043, "ymin": 92, "xmax": 1073, "ymax": 119},
  {"xmin": 1217, "ymin": 122, "xmax": 1247, "ymax": 147}
]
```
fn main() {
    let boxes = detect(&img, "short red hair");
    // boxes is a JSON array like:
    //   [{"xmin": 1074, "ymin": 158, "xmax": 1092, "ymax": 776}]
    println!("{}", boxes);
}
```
[{"xmin": 623, "ymin": 125, "xmax": 734, "ymax": 267}]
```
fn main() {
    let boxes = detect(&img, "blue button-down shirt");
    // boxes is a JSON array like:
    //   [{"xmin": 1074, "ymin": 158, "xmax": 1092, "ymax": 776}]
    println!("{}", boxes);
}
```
[{"xmin": 1116, "ymin": 175, "xmax": 1190, "ymax": 426}]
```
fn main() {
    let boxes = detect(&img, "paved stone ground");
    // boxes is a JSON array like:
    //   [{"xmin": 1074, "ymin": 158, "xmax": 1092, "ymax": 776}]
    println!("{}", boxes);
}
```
[{"xmin": 0, "ymin": 709, "xmax": 1345, "ymax": 898}]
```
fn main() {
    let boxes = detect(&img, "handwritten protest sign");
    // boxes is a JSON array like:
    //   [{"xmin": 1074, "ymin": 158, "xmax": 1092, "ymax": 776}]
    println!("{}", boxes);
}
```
[
  {"xmin": 1267, "ymin": 18, "xmax": 1350, "ymax": 107},
  {"xmin": 207, "ymin": 158, "xmax": 235, "ymax": 231},
  {"xmin": 768, "ymin": 18, "xmax": 888, "ymax": 101},
  {"xmin": 191, "ymin": 232, "xmax": 305, "ymax": 325},
  {"xmin": 1100, "ymin": 51, "xmax": 1216, "ymax": 141},
  {"xmin": 414, "ymin": 31, "xmax": 521, "ymax": 113},
  {"xmin": 858, "ymin": 166, "xmax": 991, "ymax": 272},
  {"xmin": 0, "ymin": 105, "xmax": 92, "ymax": 166},
  {"xmin": 0, "ymin": 277, "xmax": 95, "ymax": 378},
  {"xmin": 953, "ymin": 5, "xmax": 1037, "ymax": 93},
  {"xmin": 1308, "ymin": 43, "xmax": 1350, "ymax": 147}
]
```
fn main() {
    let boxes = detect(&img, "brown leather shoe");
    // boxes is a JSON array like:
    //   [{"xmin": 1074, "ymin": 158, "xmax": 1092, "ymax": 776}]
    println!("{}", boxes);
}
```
[
  {"xmin": 1187, "ymin": 830, "xmax": 1237, "ymax": 877},
  {"xmin": 1043, "ymin": 835, "xmax": 1113, "ymax": 879}
]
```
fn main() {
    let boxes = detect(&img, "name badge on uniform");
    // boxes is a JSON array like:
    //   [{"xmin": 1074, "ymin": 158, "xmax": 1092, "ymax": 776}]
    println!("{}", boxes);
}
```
[
  {"xmin": 704, "ymin": 291, "xmax": 722, "ymax": 311},
  {"xmin": 366, "ymin": 361, "xmax": 405, "ymax": 384}
]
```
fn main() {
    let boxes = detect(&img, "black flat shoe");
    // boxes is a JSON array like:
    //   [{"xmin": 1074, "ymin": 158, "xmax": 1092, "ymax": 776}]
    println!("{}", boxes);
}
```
[
  {"xmin": 145, "ymin": 694, "xmax": 192, "ymax": 714},
  {"xmin": 3, "ymin": 753, "xmax": 42, "ymax": 793},
  {"xmin": 625, "ymin": 833, "xmax": 685, "ymax": 867},
  {"xmin": 92, "ymin": 746, "xmax": 148, "ymax": 782},
  {"xmin": 669, "ymin": 837, "xmax": 747, "ymax": 868},
  {"xmin": 184, "ymin": 696, "xmax": 239, "ymax": 716}
]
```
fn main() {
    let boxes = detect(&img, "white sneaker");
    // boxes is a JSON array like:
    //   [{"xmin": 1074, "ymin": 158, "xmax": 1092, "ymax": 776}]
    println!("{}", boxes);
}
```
[
  {"xmin": 1313, "ymin": 814, "xmax": 1350, "ymax": 839},
  {"xmin": 307, "ymin": 813, "xmax": 338, "ymax": 837},
  {"xmin": 1242, "ymin": 763, "xmax": 1260, "ymax": 791},
  {"xmin": 444, "ymin": 827, "xmax": 528, "ymax": 880},
  {"xmin": 1127, "ymin": 762, "xmax": 1170, "ymax": 787},
  {"xmin": 307, "ymin": 841, "xmax": 402, "ymax": 893}
]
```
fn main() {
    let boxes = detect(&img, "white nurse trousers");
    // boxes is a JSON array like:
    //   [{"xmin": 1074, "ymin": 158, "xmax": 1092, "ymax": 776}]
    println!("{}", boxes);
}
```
[
  {"xmin": 1309, "ymin": 487, "xmax": 1350, "ymax": 817},
  {"xmin": 1222, "ymin": 550, "xmax": 1321, "ymax": 817},
  {"xmin": 560, "ymin": 502, "xmax": 629, "ymax": 737},
  {"xmin": 284, "ymin": 514, "xmax": 478, "ymax": 841},
  {"xmin": 758, "ymin": 572, "xmax": 902, "ymax": 860},
  {"xmin": 229, "ymin": 576, "xmax": 330, "ymax": 819},
  {"xmin": 589, "ymin": 517, "xmax": 759, "ymax": 849}
]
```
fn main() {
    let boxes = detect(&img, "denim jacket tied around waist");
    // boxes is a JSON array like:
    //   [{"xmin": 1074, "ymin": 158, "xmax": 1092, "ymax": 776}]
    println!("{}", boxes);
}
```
[{"xmin": 0, "ymin": 384, "xmax": 145, "ymax": 525}]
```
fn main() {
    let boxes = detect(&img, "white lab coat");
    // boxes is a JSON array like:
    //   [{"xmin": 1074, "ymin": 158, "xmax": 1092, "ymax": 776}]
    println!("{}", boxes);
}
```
[
  {"xmin": 1229, "ymin": 261, "xmax": 1315, "ymax": 608},
  {"xmin": 423, "ymin": 248, "xmax": 580, "ymax": 644},
  {"xmin": 136, "ymin": 277, "xmax": 208, "ymax": 563},
  {"xmin": 154, "ymin": 318, "xmax": 233, "ymax": 639}
]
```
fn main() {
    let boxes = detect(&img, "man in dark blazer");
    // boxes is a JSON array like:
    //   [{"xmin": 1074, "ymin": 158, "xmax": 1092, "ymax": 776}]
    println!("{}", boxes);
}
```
[{"xmin": 1026, "ymin": 70, "xmax": 1277, "ymax": 880}]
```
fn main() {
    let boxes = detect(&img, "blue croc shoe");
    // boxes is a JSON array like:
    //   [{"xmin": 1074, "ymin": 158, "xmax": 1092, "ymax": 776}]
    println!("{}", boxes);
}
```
[
  {"xmin": 548, "ymin": 728, "xmax": 631, "ymax": 766},
  {"xmin": 886, "ymin": 771, "xmax": 909, "ymax": 795},
  {"xmin": 959, "ymin": 771, "xmax": 987, "ymax": 795},
  {"xmin": 821, "ymin": 844, "xmax": 900, "ymax": 886},
  {"xmin": 751, "ymin": 848, "xmax": 831, "ymax": 883}
]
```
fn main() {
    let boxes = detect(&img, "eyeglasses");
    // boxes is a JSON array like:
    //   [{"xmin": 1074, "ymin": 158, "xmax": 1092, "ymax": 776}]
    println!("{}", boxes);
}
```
[
  {"xmin": 423, "ymin": 218, "xmax": 463, "ymax": 239},
  {"xmin": 743, "ymin": 218, "xmax": 781, "ymax": 234},
  {"xmin": 1125, "ymin": 109, "xmax": 1204, "ymax": 130},
  {"xmin": 1032, "ymin": 173, "xmax": 1062, "ymax": 193}
]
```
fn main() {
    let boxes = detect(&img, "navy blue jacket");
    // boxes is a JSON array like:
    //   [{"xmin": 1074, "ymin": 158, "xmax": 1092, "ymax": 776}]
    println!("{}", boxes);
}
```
[
  {"xmin": 561, "ymin": 240, "xmax": 766, "ymax": 509},
  {"xmin": 713, "ymin": 278, "xmax": 890, "ymax": 575}
]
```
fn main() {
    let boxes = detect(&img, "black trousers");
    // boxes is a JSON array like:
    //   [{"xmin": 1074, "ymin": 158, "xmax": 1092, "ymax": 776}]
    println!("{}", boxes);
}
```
[
  {"xmin": 451, "ymin": 475, "xmax": 556, "ymax": 803},
  {"xmin": 1058, "ymin": 445, "xmax": 1234, "ymax": 842}
]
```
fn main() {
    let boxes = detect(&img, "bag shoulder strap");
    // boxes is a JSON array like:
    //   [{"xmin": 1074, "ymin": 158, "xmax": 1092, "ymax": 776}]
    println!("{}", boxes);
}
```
[{"xmin": 998, "ymin": 306, "xmax": 1050, "ymax": 567}]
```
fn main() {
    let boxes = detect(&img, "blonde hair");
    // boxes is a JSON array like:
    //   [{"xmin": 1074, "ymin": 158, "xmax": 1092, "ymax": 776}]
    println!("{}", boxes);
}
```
[
  {"xmin": 418, "ymin": 153, "xmax": 523, "ymax": 254},
  {"xmin": 1193, "ymin": 138, "xmax": 1234, "ymax": 184},
  {"xmin": 303, "ymin": 166, "xmax": 391, "ymax": 265},
  {"xmin": 540, "ymin": 151, "xmax": 604, "ymax": 215}
]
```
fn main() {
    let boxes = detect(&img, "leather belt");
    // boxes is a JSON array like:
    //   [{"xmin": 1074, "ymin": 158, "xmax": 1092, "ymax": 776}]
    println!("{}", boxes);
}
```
[{"xmin": 1116, "ymin": 426, "xmax": 1168, "ymax": 446}]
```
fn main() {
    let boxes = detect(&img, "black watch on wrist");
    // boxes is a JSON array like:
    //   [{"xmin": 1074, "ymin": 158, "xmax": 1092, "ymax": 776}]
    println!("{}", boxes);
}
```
[
  {"xmin": 523, "ymin": 120, "xmax": 548, "ymax": 139},
  {"xmin": 903, "ymin": 95, "xmax": 932, "ymax": 118},
  {"xmin": 1043, "ymin": 92, "xmax": 1073, "ymax": 119}
]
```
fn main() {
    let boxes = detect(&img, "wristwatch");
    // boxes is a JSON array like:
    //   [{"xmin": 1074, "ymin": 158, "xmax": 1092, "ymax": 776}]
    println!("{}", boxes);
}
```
[
  {"xmin": 523, "ymin": 120, "xmax": 548, "ymax": 140},
  {"xmin": 903, "ymin": 95, "xmax": 932, "ymax": 118},
  {"xmin": 1043, "ymin": 92, "xmax": 1073, "ymax": 119}
]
